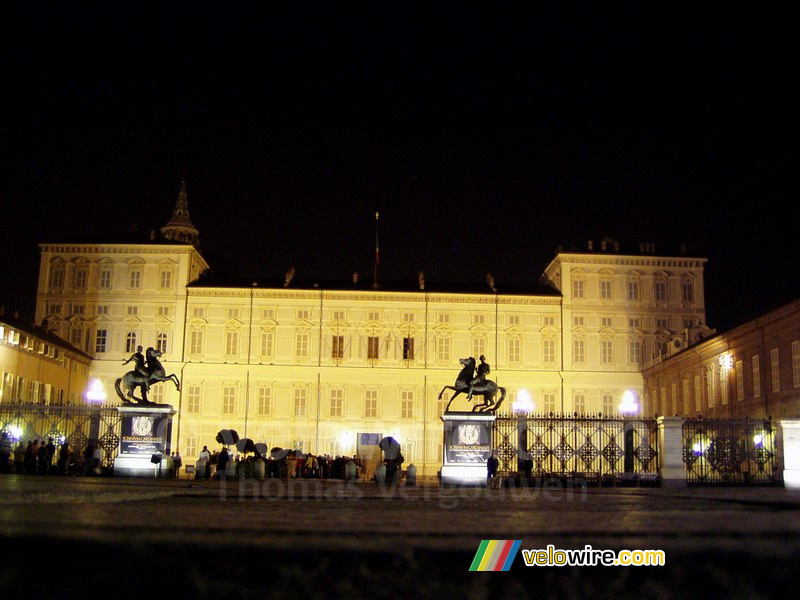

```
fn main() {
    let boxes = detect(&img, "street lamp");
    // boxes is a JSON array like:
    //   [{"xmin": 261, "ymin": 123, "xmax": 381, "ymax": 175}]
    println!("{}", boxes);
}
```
[
  {"xmin": 619, "ymin": 390, "xmax": 639, "ymax": 415},
  {"xmin": 86, "ymin": 379, "xmax": 107, "ymax": 405}
]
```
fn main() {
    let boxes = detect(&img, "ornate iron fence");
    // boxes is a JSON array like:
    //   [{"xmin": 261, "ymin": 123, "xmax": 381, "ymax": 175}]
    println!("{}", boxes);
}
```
[
  {"xmin": 682, "ymin": 417, "xmax": 776, "ymax": 485},
  {"xmin": 0, "ymin": 404, "xmax": 121, "ymax": 469},
  {"xmin": 492, "ymin": 413, "xmax": 659, "ymax": 483}
]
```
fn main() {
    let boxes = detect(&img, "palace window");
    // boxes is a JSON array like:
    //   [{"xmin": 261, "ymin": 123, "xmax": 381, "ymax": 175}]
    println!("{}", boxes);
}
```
[
  {"xmin": 157, "ymin": 333, "xmax": 168, "ymax": 354},
  {"xmin": 771, "ymin": 348, "xmax": 780, "ymax": 393},
  {"xmin": 572, "ymin": 280, "xmax": 585, "ymax": 299},
  {"xmin": 752, "ymin": 355, "xmax": 761, "ymax": 398},
  {"xmin": 401, "ymin": 390, "xmax": 414, "ymax": 419},
  {"xmin": 260, "ymin": 330, "xmax": 274, "ymax": 361},
  {"xmin": 49, "ymin": 263, "xmax": 65, "ymax": 289},
  {"xmin": 258, "ymin": 387, "xmax": 271, "ymax": 415},
  {"xmin": 654, "ymin": 281, "xmax": 667, "ymax": 302},
  {"xmin": 507, "ymin": 337, "xmax": 520, "ymax": 364},
  {"xmin": 681, "ymin": 280, "xmax": 694, "ymax": 303},
  {"xmin": 601, "ymin": 340, "xmax": 613, "ymax": 364},
  {"xmin": 187, "ymin": 385, "xmax": 201, "ymax": 413},
  {"xmin": 600, "ymin": 280, "xmax": 613, "ymax": 300},
  {"xmin": 330, "ymin": 388, "xmax": 343, "ymax": 417},
  {"xmin": 628, "ymin": 340, "xmax": 641, "ymax": 366},
  {"xmin": 125, "ymin": 332, "xmax": 137, "ymax": 353},
  {"xmin": 294, "ymin": 388, "xmax": 307, "ymax": 417},
  {"xmin": 542, "ymin": 391, "xmax": 556, "ymax": 414},
  {"xmin": 627, "ymin": 280, "xmax": 640, "ymax": 301},
  {"xmin": 542, "ymin": 339, "xmax": 555, "ymax": 364},
  {"xmin": 95, "ymin": 330, "xmax": 107, "ymax": 354},
  {"xmin": 573, "ymin": 339, "xmax": 585, "ymax": 364},
  {"xmin": 367, "ymin": 336, "xmax": 380, "ymax": 360},
  {"xmin": 364, "ymin": 389, "xmax": 378, "ymax": 418},
  {"xmin": 602, "ymin": 393, "xmax": 614, "ymax": 415},
  {"xmin": 332, "ymin": 335, "xmax": 345, "ymax": 359},
  {"xmin": 129, "ymin": 270, "xmax": 141, "ymax": 289},
  {"xmin": 403, "ymin": 337, "xmax": 415, "ymax": 360},
  {"xmin": 159, "ymin": 270, "xmax": 173, "ymax": 289},
  {"xmin": 295, "ymin": 331, "xmax": 309, "ymax": 359},
  {"xmin": 225, "ymin": 330, "xmax": 238, "ymax": 359},
  {"xmin": 99, "ymin": 268, "xmax": 112, "ymax": 289},
  {"xmin": 223, "ymin": 385, "xmax": 236, "ymax": 414},
  {"xmin": 190, "ymin": 330, "xmax": 204, "ymax": 355}
]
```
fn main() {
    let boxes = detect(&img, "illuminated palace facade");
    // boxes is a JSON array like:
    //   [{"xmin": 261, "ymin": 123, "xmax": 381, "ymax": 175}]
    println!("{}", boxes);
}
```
[{"xmin": 34, "ymin": 187, "xmax": 710, "ymax": 476}]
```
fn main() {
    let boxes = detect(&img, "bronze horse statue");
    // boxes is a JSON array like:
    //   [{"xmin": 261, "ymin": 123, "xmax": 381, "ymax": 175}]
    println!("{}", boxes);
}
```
[
  {"xmin": 115, "ymin": 347, "xmax": 180, "ymax": 405},
  {"xmin": 438, "ymin": 357, "xmax": 506, "ymax": 413}
]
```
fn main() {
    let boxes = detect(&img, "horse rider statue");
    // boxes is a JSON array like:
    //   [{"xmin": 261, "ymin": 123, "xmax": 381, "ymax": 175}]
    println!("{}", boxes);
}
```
[
  {"xmin": 123, "ymin": 345, "xmax": 150, "ymax": 391},
  {"xmin": 467, "ymin": 355, "xmax": 490, "ymax": 400}
]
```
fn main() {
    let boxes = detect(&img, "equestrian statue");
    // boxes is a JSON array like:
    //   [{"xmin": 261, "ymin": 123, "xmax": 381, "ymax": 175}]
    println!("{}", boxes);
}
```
[
  {"xmin": 115, "ymin": 346, "xmax": 181, "ymax": 405},
  {"xmin": 438, "ymin": 356, "xmax": 506, "ymax": 413}
]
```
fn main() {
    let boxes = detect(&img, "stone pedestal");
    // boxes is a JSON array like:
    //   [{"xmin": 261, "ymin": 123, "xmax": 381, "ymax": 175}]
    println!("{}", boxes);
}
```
[
  {"xmin": 657, "ymin": 416, "xmax": 687, "ymax": 488},
  {"xmin": 440, "ymin": 412, "xmax": 495, "ymax": 486},
  {"xmin": 113, "ymin": 404, "xmax": 176, "ymax": 477},
  {"xmin": 779, "ymin": 420, "xmax": 800, "ymax": 489}
]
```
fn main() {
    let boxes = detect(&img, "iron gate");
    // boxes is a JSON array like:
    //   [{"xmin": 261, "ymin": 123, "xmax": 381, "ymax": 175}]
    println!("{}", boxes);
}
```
[
  {"xmin": 492, "ymin": 413, "xmax": 659, "ymax": 483},
  {"xmin": 683, "ymin": 417, "xmax": 776, "ymax": 485},
  {"xmin": 0, "ymin": 404, "xmax": 121, "ymax": 469}
]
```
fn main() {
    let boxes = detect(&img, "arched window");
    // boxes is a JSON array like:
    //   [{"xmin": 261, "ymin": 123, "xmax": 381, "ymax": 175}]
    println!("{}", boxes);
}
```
[{"xmin": 156, "ymin": 333, "xmax": 168, "ymax": 353}]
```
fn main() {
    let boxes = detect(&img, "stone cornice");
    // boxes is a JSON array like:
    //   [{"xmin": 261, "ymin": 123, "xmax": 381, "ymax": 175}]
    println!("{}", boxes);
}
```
[{"xmin": 555, "ymin": 253, "xmax": 707, "ymax": 269}]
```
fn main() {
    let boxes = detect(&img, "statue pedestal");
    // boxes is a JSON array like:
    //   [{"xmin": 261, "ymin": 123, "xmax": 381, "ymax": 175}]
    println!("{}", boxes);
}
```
[
  {"xmin": 440, "ymin": 412, "xmax": 495, "ymax": 486},
  {"xmin": 113, "ymin": 404, "xmax": 176, "ymax": 477}
]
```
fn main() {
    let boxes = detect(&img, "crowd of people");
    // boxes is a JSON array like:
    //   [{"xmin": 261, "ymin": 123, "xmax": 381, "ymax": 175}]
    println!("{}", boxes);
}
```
[
  {"xmin": 0, "ymin": 432, "xmax": 102, "ymax": 476},
  {"xmin": 192, "ymin": 446, "xmax": 368, "ymax": 481}
]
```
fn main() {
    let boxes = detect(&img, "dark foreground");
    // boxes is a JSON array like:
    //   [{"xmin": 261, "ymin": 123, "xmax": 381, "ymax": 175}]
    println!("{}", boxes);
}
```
[{"xmin": 2, "ymin": 475, "xmax": 799, "ymax": 599}]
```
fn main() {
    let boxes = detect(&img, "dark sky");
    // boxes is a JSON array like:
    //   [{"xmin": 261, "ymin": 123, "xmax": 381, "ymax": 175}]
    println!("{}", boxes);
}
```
[{"xmin": 1, "ymin": 3, "xmax": 797, "ymax": 332}]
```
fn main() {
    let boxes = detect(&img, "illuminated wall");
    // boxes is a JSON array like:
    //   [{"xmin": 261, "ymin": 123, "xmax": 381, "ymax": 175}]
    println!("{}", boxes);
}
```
[
  {"xmin": 0, "ymin": 315, "xmax": 91, "ymax": 406},
  {"xmin": 35, "ymin": 241, "xmax": 710, "ymax": 476}
]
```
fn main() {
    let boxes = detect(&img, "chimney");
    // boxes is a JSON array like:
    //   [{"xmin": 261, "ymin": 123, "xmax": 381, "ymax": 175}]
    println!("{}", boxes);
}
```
[
  {"xmin": 587, "ymin": 240, "xmax": 593, "ymax": 251},
  {"xmin": 418, "ymin": 271, "xmax": 425, "ymax": 290}
]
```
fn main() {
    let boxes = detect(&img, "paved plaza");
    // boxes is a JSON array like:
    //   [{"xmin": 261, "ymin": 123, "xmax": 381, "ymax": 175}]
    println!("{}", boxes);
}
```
[{"xmin": 2, "ymin": 475, "xmax": 799, "ymax": 598}]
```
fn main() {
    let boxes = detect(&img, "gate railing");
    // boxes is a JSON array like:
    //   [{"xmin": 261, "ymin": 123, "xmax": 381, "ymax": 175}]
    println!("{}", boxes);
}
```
[
  {"xmin": 492, "ymin": 413, "xmax": 659, "ymax": 482},
  {"xmin": 0, "ymin": 404, "xmax": 121, "ymax": 469},
  {"xmin": 682, "ymin": 417, "xmax": 776, "ymax": 485}
]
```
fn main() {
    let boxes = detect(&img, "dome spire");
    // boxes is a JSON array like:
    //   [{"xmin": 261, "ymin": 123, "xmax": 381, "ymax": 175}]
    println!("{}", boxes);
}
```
[{"xmin": 160, "ymin": 179, "xmax": 200, "ymax": 246}]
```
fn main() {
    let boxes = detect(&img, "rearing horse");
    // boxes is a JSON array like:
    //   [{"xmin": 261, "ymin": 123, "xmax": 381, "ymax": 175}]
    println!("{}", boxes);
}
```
[
  {"xmin": 115, "ymin": 347, "xmax": 180, "ymax": 404},
  {"xmin": 438, "ymin": 357, "xmax": 506, "ymax": 413}
]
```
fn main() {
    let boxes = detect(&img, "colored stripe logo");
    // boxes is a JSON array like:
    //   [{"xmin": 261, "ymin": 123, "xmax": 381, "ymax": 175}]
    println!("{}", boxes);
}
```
[{"xmin": 469, "ymin": 540, "xmax": 521, "ymax": 571}]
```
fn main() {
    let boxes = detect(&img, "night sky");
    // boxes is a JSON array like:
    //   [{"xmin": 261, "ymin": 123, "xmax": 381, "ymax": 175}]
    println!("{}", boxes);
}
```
[{"xmin": 1, "ymin": 3, "xmax": 797, "ymax": 332}]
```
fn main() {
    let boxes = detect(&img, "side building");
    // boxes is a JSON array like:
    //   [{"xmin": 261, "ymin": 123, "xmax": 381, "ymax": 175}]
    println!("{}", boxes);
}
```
[
  {"xmin": 0, "ymin": 309, "xmax": 91, "ymax": 407},
  {"xmin": 32, "ymin": 190, "xmax": 712, "ymax": 476},
  {"xmin": 642, "ymin": 300, "xmax": 800, "ymax": 419}
]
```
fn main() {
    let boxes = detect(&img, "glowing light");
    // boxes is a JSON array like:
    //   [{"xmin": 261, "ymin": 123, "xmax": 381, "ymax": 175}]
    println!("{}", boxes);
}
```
[
  {"xmin": 718, "ymin": 353, "xmax": 733, "ymax": 370},
  {"xmin": 753, "ymin": 434, "xmax": 765, "ymax": 448},
  {"xmin": 512, "ymin": 388, "xmax": 534, "ymax": 414},
  {"xmin": 86, "ymin": 379, "xmax": 107, "ymax": 404},
  {"xmin": 339, "ymin": 431, "xmax": 353, "ymax": 452},
  {"xmin": 619, "ymin": 390, "xmax": 639, "ymax": 414},
  {"xmin": 10, "ymin": 426, "xmax": 23, "ymax": 440}
]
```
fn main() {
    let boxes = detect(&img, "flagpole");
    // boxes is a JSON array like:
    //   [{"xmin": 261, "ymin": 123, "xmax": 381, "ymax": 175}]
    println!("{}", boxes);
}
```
[{"xmin": 373, "ymin": 211, "xmax": 380, "ymax": 289}]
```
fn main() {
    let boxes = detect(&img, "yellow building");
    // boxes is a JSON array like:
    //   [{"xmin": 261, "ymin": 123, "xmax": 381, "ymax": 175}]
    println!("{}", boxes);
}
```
[
  {"xmin": 0, "ymin": 310, "xmax": 91, "ymax": 407},
  {"xmin": 34, "ymin": 186, "xmax": 711, "ymax": 476}
]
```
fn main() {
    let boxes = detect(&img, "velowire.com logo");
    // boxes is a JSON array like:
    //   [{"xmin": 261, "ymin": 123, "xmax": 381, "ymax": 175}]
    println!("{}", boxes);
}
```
[{"xmin": 469, "ymin": 540, "xmax": 522, "ymax": 571}]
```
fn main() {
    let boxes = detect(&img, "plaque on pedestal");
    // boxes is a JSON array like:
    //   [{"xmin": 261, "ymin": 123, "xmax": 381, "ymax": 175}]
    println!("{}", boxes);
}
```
[
  {"xmin": 114, "ymin": 404, "xmax": 176, "ymax": 477},
  {"xmin": 440, "ymin": 412, "xmax": 496, "ymax": 486}
]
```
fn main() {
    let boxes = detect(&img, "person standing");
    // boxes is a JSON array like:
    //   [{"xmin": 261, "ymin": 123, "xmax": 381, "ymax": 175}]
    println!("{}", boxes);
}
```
[
  {"xmin": 0, "ymin": 433, "xmax": 11, "ymax": 474},
  {"xmin": 173, "ymin": 451, "xmax": 182, "ymax": 478},
  {"xmin": 199, "ymin": 445, "xmax": 210, "ymax": 480},
  {"xmin": 487, "ymin": 451, "xmax": 499, "ymax": 481},
  {"xmin": 14, "ymin": 440, "xmax": 25, "ymax": 474}
]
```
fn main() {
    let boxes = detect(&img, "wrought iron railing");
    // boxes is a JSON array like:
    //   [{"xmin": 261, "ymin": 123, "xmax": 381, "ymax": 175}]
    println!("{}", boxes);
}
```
[
  {"xmin": 492, "ymin": 413, "xmax": 659, "ymax": 482},
  {"xmin": 682, "ymin": 417, "xmax": 776, "ymax": 485},
  {"xmin": 0, "ymin": 404, "xmax": 121, "ymax": 469}
]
